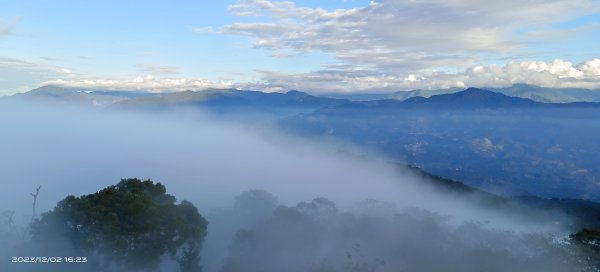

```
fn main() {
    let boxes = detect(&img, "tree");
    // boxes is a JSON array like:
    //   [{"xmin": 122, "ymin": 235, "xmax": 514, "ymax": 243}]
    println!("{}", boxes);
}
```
[
  {"xmin": 30, "ymin": 186, "xmax": 41, "ymax": 220},
  {"xmin": 31, "ymin": 178, "xmax": 208, "ymax": 271},
  {"xmin": 570, "ymin": 228, "xmax": 600, "ymax": 266},
  {"xmin": 232, "ymin": 189, "xmax": 279, "ymax": 226}
]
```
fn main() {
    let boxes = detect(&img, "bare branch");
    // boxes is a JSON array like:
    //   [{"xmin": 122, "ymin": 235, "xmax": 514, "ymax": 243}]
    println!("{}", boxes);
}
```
[{"xmin": 31, "ymin": 186, "xmax": 41, "ymax": 220}]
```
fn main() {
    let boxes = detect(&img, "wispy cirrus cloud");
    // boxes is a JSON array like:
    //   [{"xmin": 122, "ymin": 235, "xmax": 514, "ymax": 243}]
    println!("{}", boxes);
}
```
[
  {"xmin": 0, "ymin": 57, "xmax": 81, "ymax": 78},
  {"xmin": 0, "ymin": 57, "xmax": 80, "ymax": 95},
  {"xmin": 0, "ymin": 16, "xmax": 20, "ymax": 36},
  {"xmin": 190, "ymin": 26, "xmax": 215, "ymax": 34},
  {"xmin": 135, "ymin": 63, "xmax": 181, "ymax": 75}
]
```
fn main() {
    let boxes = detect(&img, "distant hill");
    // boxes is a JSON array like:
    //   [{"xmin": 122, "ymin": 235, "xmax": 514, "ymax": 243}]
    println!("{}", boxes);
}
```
[
  {"xmin": 8, "ymin": 86, "xmax": 348, "ymax": 118},
  {"xmin": 324, "ymin": 87, "xmax": 600, "ymax": 111},
  {"xmin": 8, "ymin": 85, "xmax": 159, "ymax": 107},
  {"xmin": 381, "ymin": 84, "xmax": 600, "ymax": 103},
  {"xmin": 401, "ymin": 87, "xmax": 537, "ymax": 108},
  {"xmin": 406, "ymin": 164, "xmax": 600, "ymax": 230},
  {"xmin": 492, "ymin": 84, "xmax": 600, "ymax": 103},
  {"xmin": 113, "ymin": 88, "xmax": 348, "ymax": 118},
  {"xmin": 388, "ymin": 87, "xmax": 464, "ymax": 101},
  {"xmin": 319, "ymin": 92, "xmax": 393, "ymax": 101}
]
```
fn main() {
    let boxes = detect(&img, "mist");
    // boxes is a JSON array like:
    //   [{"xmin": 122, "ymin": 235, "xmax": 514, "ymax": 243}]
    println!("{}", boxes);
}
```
[{"xmin": 0, "ymin": 100, "xmax": 593, "ymax": 271}]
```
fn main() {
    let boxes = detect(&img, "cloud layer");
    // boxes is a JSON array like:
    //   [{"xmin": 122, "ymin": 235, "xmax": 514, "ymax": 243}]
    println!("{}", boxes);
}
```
[
  {"xmin": 246, "ymin": 58, "xmax": 600, "ymax": 93},
  {"xmin": 43, "ymin": 75, "xmax": 233, "ymax": 92},
  {"xmin": 33, "ymin": 58, "xmax": 600, "ymax": 93}
]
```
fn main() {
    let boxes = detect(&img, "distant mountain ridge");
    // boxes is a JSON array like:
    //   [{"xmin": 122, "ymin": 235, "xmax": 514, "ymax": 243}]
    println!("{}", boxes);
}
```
[
  {"xmin": 387, "ymin": 87, "xmax": 464, "ymax": 101},
  {"xmin": 401, "ymin": 87, "xmax": 537, "ymax": 108},
  {"xmin": 321, "ymin": 87, "xmax": 600, "ymax": 111},
  {"xmin": 112, "ymin": 88, "xmax": 348, "ymax": 118},
  {"xmin": 321, "ymin": 84, "xmax": 600, "ymax": 103},
  {"xmin": 9, "ymin": 85, "xmax": 600, "ymax": 112},
  {"xmin": 8, "ymin": 85, "xmax": 160, "ymax": 107},
  {"xmin": 384, "ymin": 84, "xmax": 600, "ymax": 103}
]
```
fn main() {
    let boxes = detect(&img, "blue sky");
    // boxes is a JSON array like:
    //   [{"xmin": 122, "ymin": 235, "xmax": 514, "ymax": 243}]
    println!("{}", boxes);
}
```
[{"xmin": 0, "ymin": 0, "xmax": 599, "ymax": 94}]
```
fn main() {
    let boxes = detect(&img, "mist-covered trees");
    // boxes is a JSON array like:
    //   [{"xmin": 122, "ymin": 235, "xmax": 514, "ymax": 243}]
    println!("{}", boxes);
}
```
[
  {"xmin": 219, "ymin": 196, "xmax": 595, "ymax": 272},
  {"xmin": 30, "ymin": 178, "xmax": 207, "ymax": 272},
  {"xmin": 232, "ymin": 189, "xmax": 279, "ymax": 226},
  {"xmin": 11, "ymin": 184, "xmax": 600, "ymax": 272},
  {"xmin": 571, "ymin": 228, "xmax": 600, "ymax": 265}
]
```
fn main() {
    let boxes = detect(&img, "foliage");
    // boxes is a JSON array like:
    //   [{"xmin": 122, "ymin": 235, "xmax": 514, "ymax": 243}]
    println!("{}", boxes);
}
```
[
  {"xmin": 571, "ymin": 228, "xmax": 600, "ymax": 247},
  {"xmin": 220, "ymin": 196, "xmax": 596, "ymax": 272},
  {"xmin": 571, "ymin": 228, "xmax": 600, "ymax": 266},
  {"xmin": 232, "ymin": 189, "xmax": 279, "ymax": 216},
  {"xmin": 30, "ymin": 178, "xmax": 207, "ymax": 271},
  {"xmin": 232, "ymin": 189, "xmax": 279, "ymax": 226}
]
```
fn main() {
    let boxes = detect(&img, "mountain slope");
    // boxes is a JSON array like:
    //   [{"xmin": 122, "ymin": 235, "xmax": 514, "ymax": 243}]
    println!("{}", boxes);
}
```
[
  {"xmin": 112, "ymin": 88, "xmax": 349, "ymax": 119},
  {"xmin": 401, "ymin": 87, "xmax": 538, "ymax": 108},
  {"xmin": 407, "ymin": 164, "xmax": 600, "ymax": 230},
  {"xmin": 282, "ymin": 88, "xmax": 600, "ymax": 200},
  {"xmin": 389, "ymin": 87, "xmax": 464, "ymax": 100}
]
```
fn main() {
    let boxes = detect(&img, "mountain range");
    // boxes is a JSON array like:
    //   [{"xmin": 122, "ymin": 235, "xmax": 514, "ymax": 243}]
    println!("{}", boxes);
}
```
[
  {"xmin": 324, "ymin": 84, "xmax": 600, "ymax": 103},
  {"xmin": 9, "ymin": 83, "xmax": 600, "ymax": 107}
]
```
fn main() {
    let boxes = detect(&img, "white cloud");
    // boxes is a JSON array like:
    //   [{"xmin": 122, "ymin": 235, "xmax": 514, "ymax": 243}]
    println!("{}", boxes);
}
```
[
  {"xmin": 580, "ymin": 59, "xmax": 600, "ymax": 77},
  {"xmin": 31, "ymin": 58, "xmax": 600, "ymax": 94},
  {"xmin": 242, "ymin": 58, "xmax": 600, "ymax": 93},
  {"xmin": 222, "ymin": 0, "xmax": 600, "ymax": 73},
  {"xmin": 464, "ymin": 59, "xmax": 596, "ymax": 88},
  {"xmin": 42, "ymin": 76, "xmax": 233, "ymax": 92}
]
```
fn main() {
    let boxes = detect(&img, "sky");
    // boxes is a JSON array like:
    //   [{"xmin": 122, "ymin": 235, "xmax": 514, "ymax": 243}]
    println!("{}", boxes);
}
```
[{"xmin": 0, "ymin": 0, "xmax": 599, "ymax": 95}]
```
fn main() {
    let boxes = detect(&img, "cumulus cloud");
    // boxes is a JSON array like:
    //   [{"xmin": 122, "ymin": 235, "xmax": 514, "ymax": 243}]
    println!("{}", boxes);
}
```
[
  {"xmin": 464, "ymin": 59, "xmax": 600, "ymax": 89},
  {"xmin": 222, "ymin": 0, "xmax": 600, "ymax": 72},
  {"xmin": 580, "ymin": 59, "xmax": 600, "ymax": 77},
  {"xmin": 243, "ymin": 58, "xmax": 600, "ymax": 93},
  {"xmin": 43, "ymin": 75, "xmax": 233, "ymax": 92}
]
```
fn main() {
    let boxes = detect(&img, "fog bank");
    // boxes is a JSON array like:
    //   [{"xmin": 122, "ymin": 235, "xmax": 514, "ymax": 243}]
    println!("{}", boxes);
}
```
[{"xmin": 0, "ymin": 101, "xmax": 590, "ymax": 271}]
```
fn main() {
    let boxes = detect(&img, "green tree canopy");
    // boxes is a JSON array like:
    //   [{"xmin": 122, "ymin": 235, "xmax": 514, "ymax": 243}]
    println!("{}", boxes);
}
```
[{"xmin": 31, "ymin": 178, "xmax": 207, "ymax": 272}]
